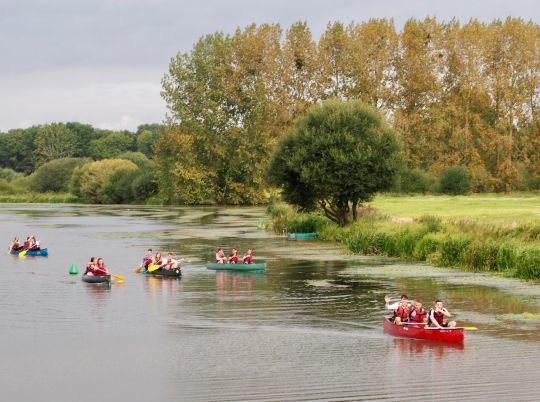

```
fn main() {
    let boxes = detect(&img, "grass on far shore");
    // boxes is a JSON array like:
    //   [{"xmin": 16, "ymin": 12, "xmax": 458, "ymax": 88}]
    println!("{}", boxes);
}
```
[
  {"xmin": 266, "ymin": 193, "xmax": 540, "ymax": 281},
  {"xmin": 369, "ymin": 193, "xmax": 540, "ymax": 225}
]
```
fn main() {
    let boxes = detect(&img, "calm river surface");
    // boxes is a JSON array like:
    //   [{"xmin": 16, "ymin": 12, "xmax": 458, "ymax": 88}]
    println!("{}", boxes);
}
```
[{"xmin": 1, "ymin": 204, "xmax": 539, "ymax": 401}]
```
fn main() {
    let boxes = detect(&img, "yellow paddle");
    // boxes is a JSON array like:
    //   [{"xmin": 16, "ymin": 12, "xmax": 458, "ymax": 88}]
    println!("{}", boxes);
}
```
[
  {"xmin": 18, "ymin": 250, "xmax": 27, "ymax": 257},
  {"xmin": 147, "ymin": 264, "xmax": 161, "ymax": 272}
]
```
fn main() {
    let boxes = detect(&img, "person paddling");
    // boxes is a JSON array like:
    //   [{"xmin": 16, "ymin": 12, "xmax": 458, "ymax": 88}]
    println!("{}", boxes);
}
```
[
  {"xmin": 142, "ymin": 248, "xmax": 154, "ymax": 271},
  {"xmin": 88, "ymin": 257, "xmax": 109, "ymax": 276},
  {"xmin": 216, "ymin": 248, "xmax": 227, "ymax": 264},
  {"xmin": 9, "ymin": 236, "xmax": 23, "ymax": 252},
  {"xmin": 428, "ymin": 300, "xmax": 457, "ymax": 328},
  {"xmin": 161, "ymin": 252, "xmax": 179, "ymax": 271},
  {"xmin": 242, "ymin": 248, "xmax": 253, "ymax": 264},
  {"xmin": 385, "ymin": 294, "xmax": 411, "ymax": 325},
  {"xmin": 84, "ymin": 257, "xmax": 97, "ymax": 275},
  {"xmin": 154, "ymin": 251, "xmax": 163, "ymax": 267}
]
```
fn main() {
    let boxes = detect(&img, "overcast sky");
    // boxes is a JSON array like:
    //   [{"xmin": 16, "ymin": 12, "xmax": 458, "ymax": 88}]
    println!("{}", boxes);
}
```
[{"xmin": 1, "ymin": 0, "xmax": 538, "ymax": 132}]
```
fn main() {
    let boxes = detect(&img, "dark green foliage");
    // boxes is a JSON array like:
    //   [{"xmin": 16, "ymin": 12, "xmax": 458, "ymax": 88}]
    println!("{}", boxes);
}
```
[
  {"xmin": 394, "ymin": 168, "xmax": 431, "ymax": 193},
  {"xmin": 89, "ymin": 132, "xmax": 136, "ymax": 159},
  {"xmin": 97, "ymin": 169, "xmax": 140, "ymax": 204},
  {"xmin": 268, "ymin": 100, "xmax": 400, "ymax": 226},
  {"xmin": 439, "ymin": 166, "xmax": 472, "ymax": 195},
  {"xmin": 130, "ymin": 170, "xmax": 158, "ymax": 201},
  {"xmin": 285, "ymin": 213, "xmax": 332, "ymax": 234},
  {"xmin": 30, "ymin": 157, "xmax": 90, "ymax": 193},
  {"xmin": 0, "ymin": 127, "xmax": 38, "ymax": 173}
]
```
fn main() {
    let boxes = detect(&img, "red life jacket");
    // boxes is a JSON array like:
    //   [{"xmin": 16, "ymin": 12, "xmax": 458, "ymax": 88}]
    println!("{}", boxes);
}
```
[
  {"xmin": 229, "ymin": 255, "xmax": 238, "ymax": 263},
  {"xmin": 409, "ymin": 308, "xmax": 426, "ymax": 323},
  {"xmin": 430, "ymin": 309, "xmax": 445, "ymax": 326},
  {"xmin": 155, "ymin": 257, "xmax": 162, "ymax": 266},
  {"xmin": 243, "ymin": 254, "xmax": 253, "ymax": 264},
  {"xmin": 394, "ymin": 305, "xmax": 410, "ymax": 321},
  {"xmin": 23, "ymin": 241, "xmax": 30, "ymax": 250}
]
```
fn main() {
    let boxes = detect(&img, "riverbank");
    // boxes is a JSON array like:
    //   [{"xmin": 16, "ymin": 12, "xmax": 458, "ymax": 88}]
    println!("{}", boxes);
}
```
[{"xmin": 266, "ymin": 194, "xmax": 540, "ymax": 281}]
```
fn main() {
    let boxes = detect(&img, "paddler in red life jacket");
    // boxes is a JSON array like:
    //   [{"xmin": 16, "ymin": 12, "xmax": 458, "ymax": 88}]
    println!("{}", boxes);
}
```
[
  {"xmin": 242, "ymin": 248, "xmax": 253, "ymax": 264},
  {"xmin": 161, "ymin": 252, "xmax": 179, "ymax": 270},
  {"xmin": 384, "ymin": 294, "xmax": 411, "ymax": 325},
  {"xmin": 228, "ymin": 248, "xmax": 239, "ymax": 264},
  {"xmin": 88, "ymin": 257, "xmax": 109, "ymax": 276},
  {"xmin": 154, "ymin": 251, "xmax": 163, "ymax": 266},
  {"xmin": 142, "ymin": 248, "xmax": 154, "ymax": 270},
  {"xmin": 428, "ymin": 300, "xmax": 456, "ymax": 328},
  {"xmin": 85, "ymin": 257, "xmax": 97, "ymax": 275},
  {"xmin": 23, "ymin": 236, "xmax": 31, "ymax": 250},
  {"xmin": 9, "ymin": 236, "xmax": 23, "ymax": 252},
  {"xmin": 29, "ymin": 235, "xmax": 40, "ymax": 250},
  {"xmin": 408, "ymin": 300, "xmax": 427, "ymax": 324}
]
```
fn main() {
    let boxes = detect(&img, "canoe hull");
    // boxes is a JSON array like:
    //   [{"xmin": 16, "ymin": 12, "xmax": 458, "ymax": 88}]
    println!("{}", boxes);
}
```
[
  {"xmin": 206, "ymin": 262, "xmax": 266, "ymax": 271},
  {"xmin": 10, "ymin": 248, "xmax": 48, "ymax": 257},
  {"xmin": 383, "ymin": 318, "xmax": 464, "ymax": 343},
  {"xmin": 82, "ymin": 274, "xmax": 111, "ymax": 284},
  {"xmin": 287, "ymin": 233, "xmax": 317, "ymax": 239},
  {"xmin": 143, "ymin": 268, "xmax": 182, "ymax": 277}
]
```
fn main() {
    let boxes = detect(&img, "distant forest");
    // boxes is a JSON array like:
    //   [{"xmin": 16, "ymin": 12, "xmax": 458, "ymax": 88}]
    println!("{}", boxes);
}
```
[{"xmin": 1, "ymin": 17, "xmax": 539, "ymax": 204}]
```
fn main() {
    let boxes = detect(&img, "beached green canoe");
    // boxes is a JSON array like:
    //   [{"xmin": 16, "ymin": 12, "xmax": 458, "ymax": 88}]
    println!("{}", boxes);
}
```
[
  {"xmin": 287, "ymin": 233, "xmax": 317, "ymax": 239},
  {"xmin": 206, "ymin": 262, "xmax": 266, "ymax": 271}
]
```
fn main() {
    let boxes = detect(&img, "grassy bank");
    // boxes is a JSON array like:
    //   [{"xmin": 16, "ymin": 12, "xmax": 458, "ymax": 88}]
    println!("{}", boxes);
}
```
[
  {"xmin": 266, "ymin": 194, "xmax": 540, "ymax": 281},
  {"xmin": 0, "ymin": 192, "xmax": 79, "ymax": 203}
]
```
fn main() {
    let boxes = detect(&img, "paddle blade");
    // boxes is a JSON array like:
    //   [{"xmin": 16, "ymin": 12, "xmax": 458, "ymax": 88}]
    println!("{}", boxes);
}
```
[
  {"xmin": 463, "ymin": 327, "xmax": 478, "ymax": 330},
  {"xmin": 19, "ymin": 250, "xmax": 27, "ymax": 257},
  {"xmin": 148, "ymin": 264, "xmax": 161, "ymax": 272},
  {"xmin": 112, "ymin": 274, "xmax": 124, "ymax": 281},
  {"xmin": 134, "ymin": 267, "xmax": 142, "ymax": 273}
]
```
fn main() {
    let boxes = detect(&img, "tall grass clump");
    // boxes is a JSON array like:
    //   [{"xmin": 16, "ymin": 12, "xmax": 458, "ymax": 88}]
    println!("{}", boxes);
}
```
[{"xmin": 438, "ymin": 234, "xmax": 473, "ymax": 266}]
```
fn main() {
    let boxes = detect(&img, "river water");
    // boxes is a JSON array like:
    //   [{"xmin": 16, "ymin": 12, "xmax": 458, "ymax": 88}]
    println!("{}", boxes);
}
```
[{"xmin": 0, "ymin": 204, "xmax": 539, "ymax": 401}]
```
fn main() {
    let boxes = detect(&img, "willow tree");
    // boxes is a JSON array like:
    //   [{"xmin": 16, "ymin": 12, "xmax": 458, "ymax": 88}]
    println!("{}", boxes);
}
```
[{"xmin": 267, "ymin": 100, "xmax": 400, "ymax": 226}]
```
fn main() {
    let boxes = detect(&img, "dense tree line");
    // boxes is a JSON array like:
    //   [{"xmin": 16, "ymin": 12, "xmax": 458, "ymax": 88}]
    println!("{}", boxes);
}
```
[
  {"xmin": 0, "ymin": 122, "xmax": 162, "ymax": 173},
  {"xmin": 0, "ymin": 123, "xmax": 162, "ymax": 203},
  {"xmin": 160, "ymin": 17, "xmax": 540, "ymax": 204}
]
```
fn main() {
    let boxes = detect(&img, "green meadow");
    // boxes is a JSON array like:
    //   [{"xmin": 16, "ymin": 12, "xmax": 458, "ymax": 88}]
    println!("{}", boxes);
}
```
[{"xmin": 370, "ymin": 194, "xmax": 540, "ymax": 225}]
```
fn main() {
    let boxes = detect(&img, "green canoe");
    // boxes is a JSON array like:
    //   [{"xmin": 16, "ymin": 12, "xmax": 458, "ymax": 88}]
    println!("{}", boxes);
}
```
[
  {"xmin": 206, "ymin": 262, "xmax": 266, "ymax": 271},
  {"xmin": 287, "ymin": 232, "xmax": 317, "ymax": 239},
  {"xmin": 82, "ymin": 274, "xmax": 111, "ymax": 284}
]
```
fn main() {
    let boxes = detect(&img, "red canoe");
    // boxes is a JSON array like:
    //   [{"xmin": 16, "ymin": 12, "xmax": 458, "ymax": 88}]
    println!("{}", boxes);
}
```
[{"xmin": 383, "ymin": 317, "xmax": 464, "ymax": 343}]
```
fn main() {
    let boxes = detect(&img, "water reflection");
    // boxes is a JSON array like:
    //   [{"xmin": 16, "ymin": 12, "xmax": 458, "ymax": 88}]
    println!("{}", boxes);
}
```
[{"xmin": 392, "ymin": 337, "xmax": 465, "ymax": 359}]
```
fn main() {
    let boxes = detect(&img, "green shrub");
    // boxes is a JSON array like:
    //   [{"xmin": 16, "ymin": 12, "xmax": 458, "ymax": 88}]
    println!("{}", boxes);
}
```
[
  {"xmin": 117, "ymin": 151, "xmax": 153, "ymax": 170},
  {"xmin": 396, "ymin": 168, "xmax": 431, "ymax": 193},
  {"xmin": 131, "ymin": 170, "xmax": 158, "ymax": 201},
  {"xmin": 0, "ymin": 167, "xmax": 23, "ymax": 182},
  {"xmin": 77, "ymin": 159, "xmax": 139, "ymax": 203},
  {"xmin": 30, "ymin": 157, "xmax": 90, "ymax": 193},
  {"xmin": 413, "ymin": 233, "xmax": 441, "ymax": 260},
  {"xmin": 439, "ymin": 166, "xmax": 471, "ymax": 195},
  {"xmin": 516, "ymin": 246, "xmax": 540, "ymax": 279},
  {"xmin": 98, "ymin": 169, "xmax": 139, "ymax": 204},
  {"xmin": 462, "ymin": 241, "xmax": 500, "ymax": 271},
  {"xmin": 496, "ymin": 243, "xmax": 517, "ymax": 271},
  {"xmin": 438, "ymin": 234, "xmax": 472, "ymax": 266},
  {"xmin": 286, "ymin": 213, "xmax": 332, "ymax": 234}
]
